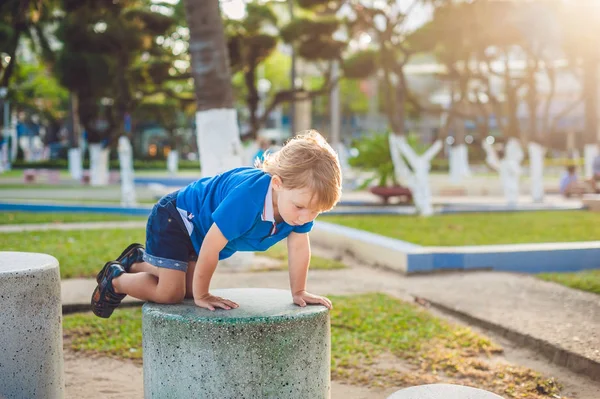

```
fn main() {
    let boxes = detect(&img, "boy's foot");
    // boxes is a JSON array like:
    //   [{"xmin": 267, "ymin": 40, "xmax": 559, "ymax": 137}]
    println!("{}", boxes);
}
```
[
  {"xmin": 116, "ymin": 243, "xmax": 144, "ymax": 272},
  {"xmin": 96, "ymin": 243, "xmax": 144, "ymax": 283},
  {"xmin": 91, "ymin": 261, "xmax": 126, "ymax": 318}
]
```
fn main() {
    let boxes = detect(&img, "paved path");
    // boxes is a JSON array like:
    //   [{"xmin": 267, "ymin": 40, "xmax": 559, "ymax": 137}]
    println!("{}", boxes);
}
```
[{"xmin": 0, "ymin": 221, "xmax": 146, "ymax": 233}]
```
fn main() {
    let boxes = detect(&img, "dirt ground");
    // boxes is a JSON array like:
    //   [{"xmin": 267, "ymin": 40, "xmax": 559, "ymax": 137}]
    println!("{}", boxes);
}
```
[
  {"xmin": 63, "ymin": 248, "xmax": 600, "ymax": 399},
  {"xmin": 64, "ymin": 340, "xmax": 600, "ymax": 399},
  {"xmin": 63, "ymin": 349, "xmax": 398, "ymax": 399}
]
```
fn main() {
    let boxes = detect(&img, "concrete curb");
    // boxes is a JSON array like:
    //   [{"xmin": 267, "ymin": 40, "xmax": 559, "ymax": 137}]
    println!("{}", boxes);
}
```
[
  {"xmin": 312, "ymin": 221, "xmax": 600, "ymax": 274},
  {"xmin": 418, "ymin": 295, "xmax": 600, "ymax": 381},
  {"xmin": 62, "ymin": 299, "xmax": 144, "ymax": 315}
]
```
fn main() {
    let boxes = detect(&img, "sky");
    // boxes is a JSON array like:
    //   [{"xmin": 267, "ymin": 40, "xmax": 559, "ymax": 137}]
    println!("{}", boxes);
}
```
[{"xmin": 220, "ymin": 0, "xmax": 433, "ymax": 31}]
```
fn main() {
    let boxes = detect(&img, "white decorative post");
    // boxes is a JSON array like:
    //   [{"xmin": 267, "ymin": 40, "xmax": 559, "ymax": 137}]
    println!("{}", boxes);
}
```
[
  {"xmin": 389, "ymin": 134, "xmax": 442, "ymax": 216},
  {"xmin": 0, "ymin": 138, "xmax": 8, "ymax": 173},
  {"xmin": 68, "ymin": 147, "xmax": 83, "ymax": 181},
  {"xmin": 528, "ymin": 142, "xmax": 546, "ymax": 203},
  {"xmin": 118, "ymin": 135, "xmax": 137, "ymax": 207},
  {"xmin": 584, "ymin": 144, "xmax": 599, "ymax": 180},
  {"xmin": 9, "ymin": 110, "xmax": 17, "ymax": 164},
  {"xmin": 167, "ymin": 150, "xmax": 179, "ymax": 176},
  {"xmin": 19, "ymin": 136, "xmax": 32, "ymax": 162},
  {"xmin": 483, "ymin": 137, "xmax": 524, "ymax": 206},
  {"xmin": 31, "ymin": 135, "xmax": 44, "ymax": 162},
  {"xmin": 89, "ymin": 143, "xmax": 110, "ymax": 186},
  {"xmin": 449, "ymin": 144, "xmax": 471, "ymax": 184}
]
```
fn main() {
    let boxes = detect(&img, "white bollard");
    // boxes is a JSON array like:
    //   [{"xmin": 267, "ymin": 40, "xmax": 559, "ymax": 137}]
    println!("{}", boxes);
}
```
[{"xmin": 0, "ymin": 252, "xmax": 64, "ymax": 399}]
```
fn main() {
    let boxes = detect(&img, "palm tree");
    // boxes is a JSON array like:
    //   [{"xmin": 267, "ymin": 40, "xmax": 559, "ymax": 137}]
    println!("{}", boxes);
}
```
[
  {"xmin": 183, "ymin": 0, "xmax": 243, "ymax": 175},
  {"xmin": 0, "ymin": 0, "xmax": 59, "ymax": 88}
]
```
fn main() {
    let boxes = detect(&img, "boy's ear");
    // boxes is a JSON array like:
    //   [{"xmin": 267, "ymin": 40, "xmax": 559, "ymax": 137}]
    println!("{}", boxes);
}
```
[{"xmin": 272, "ymin": 175, "xmax": 283, "ymax": 190}]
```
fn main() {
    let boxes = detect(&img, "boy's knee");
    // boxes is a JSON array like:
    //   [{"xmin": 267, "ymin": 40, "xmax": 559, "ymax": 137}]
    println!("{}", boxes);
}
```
[{"xmin": 158, "ymin": 287, "xmax": 185, "ymax": 304}]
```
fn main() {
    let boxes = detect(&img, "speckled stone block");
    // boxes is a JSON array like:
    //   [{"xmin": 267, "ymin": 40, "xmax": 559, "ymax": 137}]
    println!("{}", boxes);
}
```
[
  {"xmin": 0, "ymin": 252, "xmax": 64, "ymax": 399},
  {"xmin": 142, "ymin": 288, "xmax": 330, "ymax": 399},
  {"xmin": 387, "ymin": 384, "xmax": 503, "ymax": 399}
]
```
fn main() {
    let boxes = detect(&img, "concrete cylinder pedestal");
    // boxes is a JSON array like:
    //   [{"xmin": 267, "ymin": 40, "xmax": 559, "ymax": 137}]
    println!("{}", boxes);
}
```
[
  {"xmin": 387, "ymin": 384, "xmax": 503, "ymax": 399},
  {"xmin": 0, "ymin": 252, "xmax": 64, "ymax": 399},
  {"xmin": 142, "ymin": 288, "xmax": 330, "ymax": 399}
]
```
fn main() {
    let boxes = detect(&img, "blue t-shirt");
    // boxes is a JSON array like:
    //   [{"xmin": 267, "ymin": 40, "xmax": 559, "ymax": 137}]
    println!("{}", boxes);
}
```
[{"xmin": 176, "ymin": 167, "xmax": 313, "ymax": 260}]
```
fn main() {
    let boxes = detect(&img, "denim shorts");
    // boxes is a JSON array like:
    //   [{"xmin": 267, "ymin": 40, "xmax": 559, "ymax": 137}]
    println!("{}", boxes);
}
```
[{"xmin": 144, "ymin": 191, "xmax": 197, "ymax": 272}]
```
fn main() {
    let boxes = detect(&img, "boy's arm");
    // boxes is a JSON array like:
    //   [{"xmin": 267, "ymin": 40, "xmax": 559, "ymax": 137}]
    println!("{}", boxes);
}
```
[
  {"xmin": 193, "ymin": 223, "xmax": 239, "ymax": 311},
  {"xmin": 287, "ymin": 232, "xmax": 333, "ymax": 309}
]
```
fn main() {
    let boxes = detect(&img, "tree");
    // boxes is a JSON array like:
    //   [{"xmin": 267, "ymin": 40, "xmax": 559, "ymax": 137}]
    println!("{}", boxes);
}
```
[
  {"xmin": 0, "ymin": 0, "xmax": 60, "ymax": 89},
  {"xmin": 225, "ymin": 2, "xmax": 278, "ymax": 140},
  {"xmin": 10, "ymin": 60, "xmax": 69, "ymax": 129},
  {"xmin": 559, "ymin": 0, "xmax": 600, "ymax": 178},
  {"xmin": 428, "ymin": 0, "xmax": 577, "ymax": 203},
  {"xmin": 182, "ymin": 0, "xmax": 243, "ymax": 175},
  {"xmin": 332, "ymin": 0, "xmax": 447, "ymax": 215},
  {"xmin": 54, "ymin": 0, "xmax": 179, "ymax": 145},
  {"xmin": 221, "ymin": 0, "xmax": 347, "ymax": 140}
]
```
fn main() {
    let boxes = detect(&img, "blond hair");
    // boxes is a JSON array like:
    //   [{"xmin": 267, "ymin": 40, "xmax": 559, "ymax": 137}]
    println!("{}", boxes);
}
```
[{"xmin": 258, "ymin": 130, "xmax": 342, "ymax": 211}]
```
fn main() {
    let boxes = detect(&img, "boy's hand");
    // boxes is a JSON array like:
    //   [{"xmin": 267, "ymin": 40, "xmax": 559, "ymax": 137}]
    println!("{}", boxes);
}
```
[
  {"xmin": 194, "ymin": 293, "xmax": 239, "ymax": 311},
  {"xmin": 293, "ymin": 290, "xmax": 333, "ymax": 310}
]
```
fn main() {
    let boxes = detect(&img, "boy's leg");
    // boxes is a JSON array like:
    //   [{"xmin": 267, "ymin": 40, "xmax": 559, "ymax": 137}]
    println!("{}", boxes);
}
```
[
  {"xmin": 185, "ymin": 260, "xmax": 197, "ymax": 299},
  {"xmin": 130, "ymin": 261, "xmax": 159, "ymax": 276},
  {"xmin": 113, "ymin": 267, "xmax": 186, "ymax": 304}
]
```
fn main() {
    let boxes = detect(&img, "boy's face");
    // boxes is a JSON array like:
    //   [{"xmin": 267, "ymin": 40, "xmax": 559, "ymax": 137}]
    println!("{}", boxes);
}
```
[{"xmin": 272, "ymin": 177, "xmax": 320, "ymax": 226}]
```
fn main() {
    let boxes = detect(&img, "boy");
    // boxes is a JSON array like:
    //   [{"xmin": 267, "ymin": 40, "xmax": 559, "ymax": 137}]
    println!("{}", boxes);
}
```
[{"xmin": 92, "ymin": 130, "xmax": 342, "ymax": 318}]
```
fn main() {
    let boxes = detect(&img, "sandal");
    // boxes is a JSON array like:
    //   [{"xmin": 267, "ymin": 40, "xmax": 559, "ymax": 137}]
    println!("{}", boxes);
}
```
[
  {"xmin": 96, "ymin": 243, "xmax": 144, "ymax": 283},
  {"xmin": 91, "ymin": 261, "xmax": 126, "ymax": 318}
]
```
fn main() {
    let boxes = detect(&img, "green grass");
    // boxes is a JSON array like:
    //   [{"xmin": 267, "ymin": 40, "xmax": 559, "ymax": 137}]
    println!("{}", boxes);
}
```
[
  {"xmin": 0, "ymin": 170, "xmax": 70, "ymax": 178},
  {"xmin": 254, "ymin": 241, "xmax": 345, "ymax": 271},
  {"xmin": 2, "ymin": 228, "xmax": 343, "ymax": 278},
  {"xmin": 0, "ymin": 198, "xmax": 156, "ymax": 205},
  {"xmin": 63, "ymin": 293, "xmax": 562, "ymax": 398},
  {"xmin": 2, "ymin": 212, "xmax": 146, "ymax": 225},
  {"xmin": 321, "ymin": 211, "xmax": 600, "ymax": 246},
  {"xmin": 538, "ymin": 270, "xmax": 600, "ymax": 295},
  {"xmin": 3, "ymin": 229, "xmax": 146, "ymax": 278}
]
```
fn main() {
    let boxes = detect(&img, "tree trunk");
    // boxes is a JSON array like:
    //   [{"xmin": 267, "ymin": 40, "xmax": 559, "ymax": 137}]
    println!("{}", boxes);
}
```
[
  {"xmin": 245, "ymin": 63, "xmax": 260, "ymax": 140},
  {"xmin": 392, "ymin": 78, "xmax": 405, "ymax": 136},
  {"xmin": 381, "ymin": 66, "xmax": 402, "ymax": 135},
  {"xmin": 118, "ymin": 135, "xmax": 137, "ymax": 207},
  {"xmin": 448, "ymin": 103, "xmax": 471, "ymax": 184},
  {"xmin": 526, "ymin": 65, "xmax": 546, "ymax": 203},
  {"xmin": 583, "ymin": 57, "xmax": 599, "ymax": 179},
  {"xmin": 115, "ymin": 53, "xmax": 131, "ymax": 144},
  {"xmin": 184, "ymin": 0, "xmax": 243, "ymax": 176},
  {"xmin": 528, "ymin": 142, "xmax": 545, "ymax": 203},
  {"xmin": 184, "ymin": 0, "xmax": 252, "ymax": 270},
  {"xmin": 67, "ymin": 93, "xmax": 83, "ymax": 180},
  {"xmin": 385, "ymin": 70, "xmax": 443, "ymax": 216},
  {"xmin": 1, "ymin": 23, "xmax": 24, "ymax": 88},
  {"xmin": 89, "ymin": 143, "xmax": 109, "ymax": 186}
]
